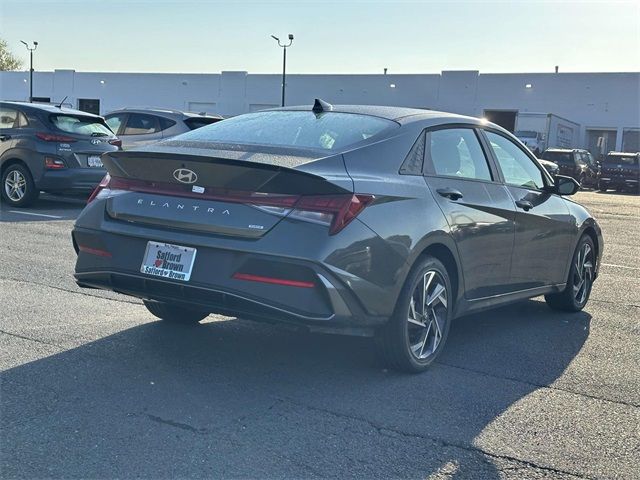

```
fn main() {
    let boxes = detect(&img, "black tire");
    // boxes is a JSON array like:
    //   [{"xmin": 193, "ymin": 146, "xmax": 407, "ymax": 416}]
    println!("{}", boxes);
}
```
[
  {"xmin": 375, "ymin": 256, "xmax": 452, "ymax": 373},
  {"xmin": 545, "ymin": 235, "xmax": 595, "ymax": 312},
  {"xmin": 143, "ymin": 300, "xmax": 209, "ymax": 324},
  {"xmin": 1, "ymin": 163, "xmax": 39, "ymax": 207}
]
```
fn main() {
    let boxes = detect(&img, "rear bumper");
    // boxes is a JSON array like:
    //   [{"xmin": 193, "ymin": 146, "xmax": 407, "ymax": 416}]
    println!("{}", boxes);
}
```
[
  {"xmin": 37, "ymin": 168, "xmax": 106, "ymax": 192},
  {"xmin": 72, "ymin": 226, "xmax": 388, "ymax": 335}
]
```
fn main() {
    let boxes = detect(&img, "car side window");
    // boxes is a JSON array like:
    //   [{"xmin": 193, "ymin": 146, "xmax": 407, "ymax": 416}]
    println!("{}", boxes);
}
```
[
  {"xmin": 427, "ymin": 128, "xmax": 492, "ymax": 181},
  {"xmin": 16, "ymin": 112, "xmax": 29, "ymax": 128},
  {"xmin": 105, "ymin": 114, "xmax": 126, "ymax": 134},
  {"xmin": 158, "ymin": 117, "xmax": 177, "ymax": 132},
  {"xmin": 123, "ymin": 114, "xmax": 159, "ymax": 135},
  {"xmin": 0, "ymin": 107, "xmax": 19, "ymax": 129},
  {"xmin": 485, "ymin": 131, "xmax": 545, "ymax": 190}
]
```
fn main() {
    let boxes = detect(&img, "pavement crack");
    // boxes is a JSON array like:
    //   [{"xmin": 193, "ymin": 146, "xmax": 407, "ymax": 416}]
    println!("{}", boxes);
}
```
[
  {"xmin": 436, "ymin": 361, "xmax": 640, "ymax": 409},
  {"xmin": 144, "ymin": 414, "xmax": 209, "ymax": 435},
  {"xmin": 279, "ymin": 397, "xmax": 597, "ymax": 480},
  {"xmin": 0, "ymin": 276, "xmax": 140, "ymax": 305},
  {"xmin": 0, "ymin": 328, "xmax": 66, "ymax": 350}
]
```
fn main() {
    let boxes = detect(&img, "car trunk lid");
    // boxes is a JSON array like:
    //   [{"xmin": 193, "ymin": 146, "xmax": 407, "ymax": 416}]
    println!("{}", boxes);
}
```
[{"xmin": 100, "ymin": 148, "xmax": 354, "ymax": 238}]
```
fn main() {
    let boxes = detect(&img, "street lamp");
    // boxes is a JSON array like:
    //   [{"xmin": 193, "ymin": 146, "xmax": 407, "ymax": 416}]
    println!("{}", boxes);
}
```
[
  {"xmin": 20, "ymin": 41, "xmax": 38, "ymax": 103},
  {"xmin": 271, "ymin": 34, "xmax": 293, "ymax": 107}
]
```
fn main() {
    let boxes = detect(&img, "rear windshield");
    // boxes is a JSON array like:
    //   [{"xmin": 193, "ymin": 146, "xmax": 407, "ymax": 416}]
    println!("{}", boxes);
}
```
[
  {"xmin": 174, "ymin": 111, "xmax": 398, "ymax": 150},
  {"xmin": 50, "ymin": 114, "xmax": 113, "ymax": 137},
  {"xmin": 515, "ymin": 130, "xmax": 537, "ymax": 138},
  {"xmin": 541, "ymin": 151, "xmax": 573, "ymax": 164},
  {"xmin": 604, "ymin": 154, "xmax": 639, "ymax": 165},
  {"xmin": 184, "ymin": 117, "xmax": 222, "ymax": 130}
]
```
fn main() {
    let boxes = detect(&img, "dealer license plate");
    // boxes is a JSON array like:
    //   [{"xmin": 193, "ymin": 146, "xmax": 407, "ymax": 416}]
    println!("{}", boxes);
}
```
[
  {"xmin": 140, "ymin": 241, "xmax": 197, "ymax": 282},
  {"xmin": 88, "ymin": 155, "xmax": 103, "ymax": 168}
]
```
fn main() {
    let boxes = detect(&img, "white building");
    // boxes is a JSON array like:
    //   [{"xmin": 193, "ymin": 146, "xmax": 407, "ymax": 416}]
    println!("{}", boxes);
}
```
[{"xmin": 1, "ymin": 69, "xmax": 638, "ymax": 153}]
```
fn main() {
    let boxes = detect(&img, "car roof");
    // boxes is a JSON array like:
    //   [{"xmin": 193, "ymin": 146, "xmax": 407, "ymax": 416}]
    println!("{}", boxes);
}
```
[
  {"xmin": 106, "ymin": 107, "xmax": 222, "ymax": 119},
  {"xmin": 1, "ymin": 101, "xmax": 103, "ymax": 118},
  {"xmin": 544, "ymin": 148, "xmax": 583, "ymax": 153},
  {"xmin": 270, "ymin": 103, "xmax": 482, "ymax": 123}
]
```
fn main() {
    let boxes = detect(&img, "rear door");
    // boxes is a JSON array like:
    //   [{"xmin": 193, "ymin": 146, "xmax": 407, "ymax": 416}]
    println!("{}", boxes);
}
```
[
  {"xmin": 482, "ymin": 130, "xmax": 574, "ymax": 290},
  {"xmin": 423, "ymin": 126, "xmax": 516, "ymax": 299}
]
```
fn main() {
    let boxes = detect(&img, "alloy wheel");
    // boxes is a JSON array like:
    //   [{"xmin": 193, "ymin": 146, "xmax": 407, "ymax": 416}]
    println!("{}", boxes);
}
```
[
  {"xmin": 407, "ymin": 270, "xmax": 448, "ymax": 360},
  {"xmin": 4, "ymin": 170, "xmax": 27, "ymax": 202},
  {"xmin": 573, "ymin": 242, "xmax": 593, "ymax": 305}
]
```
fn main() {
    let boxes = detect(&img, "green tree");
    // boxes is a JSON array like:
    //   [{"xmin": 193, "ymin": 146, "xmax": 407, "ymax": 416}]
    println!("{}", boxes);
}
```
[{"xmin": 0, "ymin": 38, "xmax": 23, "ymax": 71}]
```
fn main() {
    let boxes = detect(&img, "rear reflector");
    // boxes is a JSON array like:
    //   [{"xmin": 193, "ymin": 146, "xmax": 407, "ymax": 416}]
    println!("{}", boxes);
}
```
[
  {"xmin": 78, "ymin": 245, "xmax": 112, "ymax": 258},
  {"xmin": 36, "ymin": 132, "xmax": 76, "ymax": 143},
  {"xmin": 44, "ymin": 157, "xmax": 66, "ymax": 169},
  {"xmin": 232, "ymin": 273, "xmax": 315, "ymax": 288}
]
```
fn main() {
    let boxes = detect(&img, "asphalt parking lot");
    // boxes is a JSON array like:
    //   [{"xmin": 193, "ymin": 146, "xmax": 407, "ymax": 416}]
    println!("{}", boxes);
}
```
[{"xmin": 1, "ymin": 191, "xmax": 638, "ymax": 480}]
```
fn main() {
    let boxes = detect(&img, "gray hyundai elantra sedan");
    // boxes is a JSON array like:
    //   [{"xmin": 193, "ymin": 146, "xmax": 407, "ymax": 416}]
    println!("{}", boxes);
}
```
[{"xmin": 72, "ymin": 100, "xmax": 603, "ymax": 372}]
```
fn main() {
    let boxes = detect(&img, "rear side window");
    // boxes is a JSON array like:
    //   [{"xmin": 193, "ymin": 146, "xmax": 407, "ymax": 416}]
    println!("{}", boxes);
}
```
[
  {"xmin": 184, "ymin": 117, "xmax": 221, "ymax": 130},
  {"xmin": 427, "ymin": 128, "xmax": 492, "ymax": 181},
  {"xmin": 174, "ymin": 111, "xmax": 398, "ymax": 151},
  {"xmin": 0, "ymin": 107, "xmax": 19, "ymax": 128},
  {"xmin": 159, "ymin": 117, "xmax": 177, "ymax": 131},
  {"xmin": 123, "ymin": 114, "xmax": 159, "ymax": 135},
  {"xmin": 50, "ymin": 114, "xmax": 112, "ymax": 136}
]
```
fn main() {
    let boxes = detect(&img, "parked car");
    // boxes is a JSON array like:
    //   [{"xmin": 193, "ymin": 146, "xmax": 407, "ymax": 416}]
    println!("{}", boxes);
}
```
[
  {"xmin": 537, "ymin": 158, "xmax": 559, "ymax": 176},
  {"xmin": 598, "ymin": 152, "xmax": 639, "ymax": 193},
  {"xmin": 0, "ymin": 101, "xmax": 120, "ymax": 207},
  {"xmin": 540, "ymin": 148, "xmax": 599, "ymax": 188},
  {"xmin": 73, "ymin": 101, "xmax": 603, "ymax": 373},
  {"xmin": 104, "ymin": 108, "xmax": 223, "ymax": 150}
]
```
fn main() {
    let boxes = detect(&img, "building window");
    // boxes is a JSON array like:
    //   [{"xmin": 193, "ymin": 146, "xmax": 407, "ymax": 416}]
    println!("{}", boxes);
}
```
[
  {"xmin": 78, "ymin": 98, "xmax": 101, "ymax": 115},
  {"xmin": 32, "ymin": 97, "xmax": 51, "ymax": 104},
  {"xmin": 622, "ymin": 129, "xmax": 640, "ymax": 153}
]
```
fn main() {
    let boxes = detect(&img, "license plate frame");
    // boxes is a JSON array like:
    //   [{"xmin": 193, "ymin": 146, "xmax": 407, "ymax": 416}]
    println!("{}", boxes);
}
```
[
  {"xmin": 87, "ymin": 155, "xmax": 103, "ymax": 168},
  {"xmin": 140, "ymin": 241, "xmax": 197, "ymax": 282}
]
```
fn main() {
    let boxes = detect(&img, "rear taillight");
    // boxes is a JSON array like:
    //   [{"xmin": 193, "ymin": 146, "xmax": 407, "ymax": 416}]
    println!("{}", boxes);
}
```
[
  {"xmin": 44, "ymin": 157, "xmax": 66, "ymax": 170},
  {"xmin": 87, "ymin": 173, "xmax": 111, "ymax": 204},
  {"xmin": 36, "ymin": 132, "xmax": 77, "ymax": 143},
  {"xmin": 108, "ymin": 138, "xmax": 122, "ymax": 148},
  {"xmin": 290, "ymin": 194, "xmax": 374, "ymax": 234}
]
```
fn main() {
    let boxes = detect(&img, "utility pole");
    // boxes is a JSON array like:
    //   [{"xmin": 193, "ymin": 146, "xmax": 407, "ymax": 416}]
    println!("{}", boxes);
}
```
[
  {"xmin": 271, "ymin": 34, "xmax": 294, "ymax": 107},
  {"xmin": 20, "ymin": 41, "xmax": 38, "ymax": 102}
]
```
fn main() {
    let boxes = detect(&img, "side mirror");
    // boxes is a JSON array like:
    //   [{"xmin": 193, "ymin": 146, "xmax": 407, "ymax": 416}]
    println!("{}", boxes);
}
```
[{"xmin": 554, "ymin": 175, "xmax": 580, "ymax": 196}]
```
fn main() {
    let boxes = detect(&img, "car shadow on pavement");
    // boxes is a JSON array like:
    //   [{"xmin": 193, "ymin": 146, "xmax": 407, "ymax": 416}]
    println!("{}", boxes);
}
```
[
  {"xmin": 1, "ymin": 299, "xmax": 590, "ymax": 479},
  {"xmin": 0, "ymin": 194, "xmax": 85, "ymax": 222}
]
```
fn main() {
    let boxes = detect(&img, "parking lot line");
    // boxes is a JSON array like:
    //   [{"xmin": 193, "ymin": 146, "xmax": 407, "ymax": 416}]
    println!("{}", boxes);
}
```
[
  {"xmin": 7, "ymin": 210, "xmax": 63, "ymax": 219},
  {"xmin": 602, "ymin": 263, "xmax": 640, "ymax": 270}
]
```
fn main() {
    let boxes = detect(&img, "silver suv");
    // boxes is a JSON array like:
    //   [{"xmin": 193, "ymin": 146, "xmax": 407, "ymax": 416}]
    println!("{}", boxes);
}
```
[{"xmin": 104, "ymin": 108, "xmax": 223, "ymax": 150}]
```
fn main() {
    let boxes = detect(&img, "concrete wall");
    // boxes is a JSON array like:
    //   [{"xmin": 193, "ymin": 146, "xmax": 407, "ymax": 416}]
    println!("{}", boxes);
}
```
[{"xmin": 1, "ymin": 69, "xmax": 638, "ymax": 150}]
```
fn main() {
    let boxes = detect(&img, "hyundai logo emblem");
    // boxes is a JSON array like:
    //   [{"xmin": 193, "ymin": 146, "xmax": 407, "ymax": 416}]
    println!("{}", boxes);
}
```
[
  {"xmin": 173, "ymin": 168, "xmax": 198, "ymax": 184},
  {"xmin": 90, "ymin": 139, "xmax": 101, "ymax": 145}
]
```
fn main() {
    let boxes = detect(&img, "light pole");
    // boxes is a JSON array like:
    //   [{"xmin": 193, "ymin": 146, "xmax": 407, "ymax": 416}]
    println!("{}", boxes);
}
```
[
  {"xmin": 271, "ymin": 34, "xmax": 293, "ymax": 107},
  {"xmin": 20, "ymin": 41, "xmax": 38, "ymax": 103}
]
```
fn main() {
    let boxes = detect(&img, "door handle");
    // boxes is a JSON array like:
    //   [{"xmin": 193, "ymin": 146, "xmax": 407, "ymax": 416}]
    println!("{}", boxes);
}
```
[
  {"xmin": 436, "ymin": 188, "xmax": 464, "ymax": 201},
  {"xmin": 0, "ymin": 134, "xmax": 11, "ymax": 142},
  {"xmin": 515, "ymin": 200, "xmax": 533, "ymax": 211}
]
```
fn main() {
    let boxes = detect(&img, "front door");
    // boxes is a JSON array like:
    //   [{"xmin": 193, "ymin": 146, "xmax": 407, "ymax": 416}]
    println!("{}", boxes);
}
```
[
  {"xmin": 483, "ymin": 130, "xmax": 575, "ymax": 290},
  {"xmin": 423, "ymin": 127, "xmax": 516, "ymax": 299}
]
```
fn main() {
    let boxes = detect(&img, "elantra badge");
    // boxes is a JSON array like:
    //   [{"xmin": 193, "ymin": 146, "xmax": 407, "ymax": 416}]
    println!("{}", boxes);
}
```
[{"xmin": 173, "ymin": 168, "xmax": 198, "ymax": 184}]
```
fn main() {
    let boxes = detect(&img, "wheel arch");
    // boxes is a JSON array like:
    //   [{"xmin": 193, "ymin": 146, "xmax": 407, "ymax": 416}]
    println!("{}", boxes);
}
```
[
  {"xmin": 404, "ymin": 234, "xmax": 464, "ymax": 316},
  {"xmin": 1, "ymin": 157, "xmax": 29, "ymax": 175}
]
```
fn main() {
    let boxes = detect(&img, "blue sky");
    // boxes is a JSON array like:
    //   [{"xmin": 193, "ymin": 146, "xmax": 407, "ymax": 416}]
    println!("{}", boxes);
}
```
[{"xmin": 2, "ymin": 0, "xmax": 639, "ymax": 74}]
